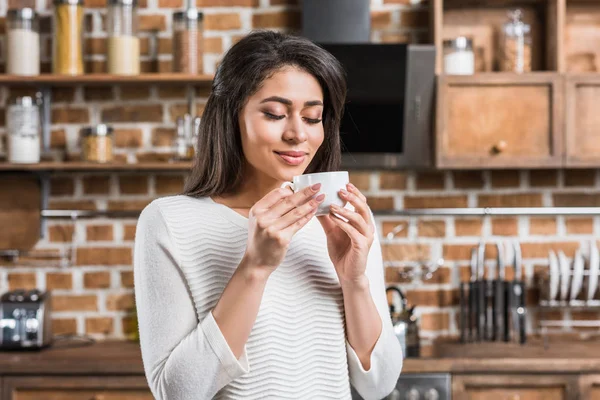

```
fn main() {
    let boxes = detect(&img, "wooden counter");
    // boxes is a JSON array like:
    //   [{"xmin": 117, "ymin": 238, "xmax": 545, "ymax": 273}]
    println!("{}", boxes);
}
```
[{"xmin": 2, "ymin": 337, "xmax": 600, "ymax": 375}]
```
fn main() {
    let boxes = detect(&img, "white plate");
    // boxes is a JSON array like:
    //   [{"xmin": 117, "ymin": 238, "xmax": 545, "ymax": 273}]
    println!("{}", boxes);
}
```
[
  {"xmin": 548, "ymin": 250, "xmax": 560, "ymax": 301},
  {"xmin": 570, "ymin": 249, "xmax": 585, "ymax": 301},
  {"xmin": 558, "ymin": 251, "xmax": 571, "ymax": 301},
  {"xmin": 588, "ymin": 240, "xmax": 600, "ymax": 301}
]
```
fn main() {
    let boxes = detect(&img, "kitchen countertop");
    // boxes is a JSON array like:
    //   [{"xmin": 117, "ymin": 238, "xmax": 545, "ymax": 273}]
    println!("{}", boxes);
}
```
[{"xmin": 2, "ymin": 338, "xmax": 600, "ymax": 375}]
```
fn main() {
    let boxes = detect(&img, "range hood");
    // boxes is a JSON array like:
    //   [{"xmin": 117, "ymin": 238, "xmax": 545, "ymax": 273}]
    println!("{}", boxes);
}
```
[{"xmin": 302, "ymin": 0, "xmax": 370, "ymax": 43}]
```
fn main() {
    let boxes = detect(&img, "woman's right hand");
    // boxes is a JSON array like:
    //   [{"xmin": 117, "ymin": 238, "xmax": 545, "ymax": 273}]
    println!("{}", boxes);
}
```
[{"xmin": 243, "ymin": 183, "xmax": 325, "ymax": 275}]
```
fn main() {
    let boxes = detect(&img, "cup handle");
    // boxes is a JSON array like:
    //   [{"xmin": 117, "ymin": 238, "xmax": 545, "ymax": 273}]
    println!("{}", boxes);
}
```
[{"xmin": 280, "ymin": 182, "xmax": 295, "ymax": 191}]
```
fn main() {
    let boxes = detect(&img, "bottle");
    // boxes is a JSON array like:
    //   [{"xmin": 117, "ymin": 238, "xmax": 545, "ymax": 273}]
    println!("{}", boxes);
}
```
[
  {"xmin": 6, "ymin": 8, "xmax": 40, "ymax": 76},
  {"xmin": 53, "ymin": 0, "xmax": 85, "ymax": 75},
  {"xmin": 7, "ymin": 96, "xmax": 41, "ymax": 164},
  {"xmin": 172, "ymin": 8, "xmax": 204, "ymax": 74},
  {"xmin": 443, "ymin": 36, "xmax": 474, "ymax": 75},
  {"xmin": 501, "ymin": 9, "xmax": 532, "ymax": 73},
  {"xmin": 107, "ymin": 0, "xmax": 140, "ymax": 75}
]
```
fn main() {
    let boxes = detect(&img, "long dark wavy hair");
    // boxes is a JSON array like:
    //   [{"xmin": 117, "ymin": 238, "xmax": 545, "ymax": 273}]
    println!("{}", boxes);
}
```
[{"xmin": 183, "ymin": 30, "xmax": 347, "ymax": 198}]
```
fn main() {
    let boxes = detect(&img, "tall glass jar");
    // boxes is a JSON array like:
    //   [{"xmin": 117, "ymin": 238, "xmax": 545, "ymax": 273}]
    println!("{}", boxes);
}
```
[
  {"xmin": 6, "ymin": 8, "xmax": 40, "ymax": 76},
  {"xmin": 500, "ymin": 9, "xmax": 532, "ymax": 73},
  {"xmin": 6, "ymin": 96, "xmax": 41, "ymax": 164},
  {"xmin": 172, "ymin": 9, "xmax": 204, "ymax": 74},
  {"xmin": 53, "ymin": 0, "xmax": 84, "ymax": 75},
  {"xmin": 107, "ymin": 0, "xmax": 140, "ymax": 75},
  {"xmin": 443, "ymin": 37, "xmax": 474, "ymax": 75}
]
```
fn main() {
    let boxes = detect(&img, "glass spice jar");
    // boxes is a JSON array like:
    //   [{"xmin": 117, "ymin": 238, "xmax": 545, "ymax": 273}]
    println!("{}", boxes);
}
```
[
  {"xmin": 500, "ymin": 9, "xmax": 532, "ymax": 73},
  {"xmin": 172, "ymin": 8, "xmax": 204, "ymax": 74},
  {"xmin": 6, "ymin": 96, "xmax": 41, "ymax": 164},
  {"xmin": 53, "ymin": 0, "xmax": 85, "ymax": 75},
  {"xmin": 107, "ymin": 0, "xmax": 140, "ymax": 75},
  {"xmin": 443, "ymin": 36, "xmax": 474, "ymax": 75},
  {"xmin": 6, "ymin": 8, "xmax": 40, "ymax": 76},
  {"xmin": 81, "ymin": 125, "xmax": 114, "ymax": 163}
]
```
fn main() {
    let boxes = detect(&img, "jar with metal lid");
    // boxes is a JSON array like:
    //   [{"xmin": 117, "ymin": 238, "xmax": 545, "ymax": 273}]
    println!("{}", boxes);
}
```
[
  {"xmin": 443, "ymin": 36, "xmax": 474, "ymax": 75},
  {"xmin": 80, "ymin": 125, "xmax": 114, "ymax": 163},
  {"xmin": 107, "ymin": 0, "xmax": 140, "ymax": 75},
  {"xmin": 6, "ymin": 96, "xmax": 41, "ymax": 164},
  {"xmin": 6, "ymin": 8, "xmax": 40, "ymax": 76},
  {"xmin": 501, "ymin": 9, "xmax": 532, "ymax": 73},
  {"xmin": 172, "ymin": 9, "xmax": 204, "ymax": 74},
  {"xmin": 53, "ymin": 0, "xmax": 85, "ymax": 75}
]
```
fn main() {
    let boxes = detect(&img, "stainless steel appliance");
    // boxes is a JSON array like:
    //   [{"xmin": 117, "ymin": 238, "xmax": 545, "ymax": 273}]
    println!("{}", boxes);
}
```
[
  {"xmin": 0, "ymin": 289, "xmax": 52, "ymax": 350},
  {"xmin": 351, "ymin": 373, "xmax": 451, "ymax": 400}
]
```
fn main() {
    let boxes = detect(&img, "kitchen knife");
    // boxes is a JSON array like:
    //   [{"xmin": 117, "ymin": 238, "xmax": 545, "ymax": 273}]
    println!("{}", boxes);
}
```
[
  {"xmin": 459, "ymin": 280, "xmax": 467, "ymax": 343},
  {"xmin": 485, "ymin": 245, "xmax": 496, "ymax": 341},
  {"xmin": 469, "ymin": 247, "xmax": 478, "ymax": 342},
  {"xmin": 477, "ymin": 242, "xmax": 486, "ymax": 342},
  {"xmin": 494, "ymin": 242, "xmax": 505, "ymax": 342},
  {"xmin": 512, "ymin": 241, "xmax": 526, "ymax": 345}
]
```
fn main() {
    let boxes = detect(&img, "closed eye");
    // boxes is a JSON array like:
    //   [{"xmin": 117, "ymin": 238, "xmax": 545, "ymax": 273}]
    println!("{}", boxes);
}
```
[
  {"xmin": 263, "ymin": 112, "xmax": 285, "ymax": 120},
  {"xmin": 304, "ymin": 117, "xmax": 322, "ymax": 125}
]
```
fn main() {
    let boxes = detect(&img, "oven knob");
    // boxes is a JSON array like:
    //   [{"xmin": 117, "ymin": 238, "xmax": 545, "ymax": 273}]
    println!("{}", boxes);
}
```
[
  {"xmin": 388, "ymin": 389, "xmax": 401, "ymax": 400},
  {"xmin": 424, "ymin": 388, "xmax": 440, "ymax": 400},
  {"xmin": 405, "ymin": 388, "xmax": 420, "ymax": 400}
]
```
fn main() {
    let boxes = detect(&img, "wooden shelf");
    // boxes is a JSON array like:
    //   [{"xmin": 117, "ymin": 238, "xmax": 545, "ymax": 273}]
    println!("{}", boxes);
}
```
[
  {"xmin": 0, "ymin": 73, "xmax": 214, "ymax": 86},
  {"xmin": 0, "ymin": 161, "xmax": 194, "ymax": 172}
]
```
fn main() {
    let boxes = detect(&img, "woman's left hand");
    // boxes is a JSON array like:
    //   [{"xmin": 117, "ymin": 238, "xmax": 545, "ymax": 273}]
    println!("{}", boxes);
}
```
[{"xmin": 317, "ymin": 183, "xmax": 374, "ymax": 287}]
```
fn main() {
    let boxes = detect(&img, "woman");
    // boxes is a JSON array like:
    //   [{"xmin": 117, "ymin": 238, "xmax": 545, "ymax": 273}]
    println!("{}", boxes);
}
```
[{"xmin": 134, "ymin": 30, "xmax": 402, "ymax": 400}]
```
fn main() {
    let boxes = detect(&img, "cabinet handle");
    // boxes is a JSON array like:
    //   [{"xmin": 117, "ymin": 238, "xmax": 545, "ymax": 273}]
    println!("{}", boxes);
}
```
[{"xmin": 492, "ymin": 140, "xmax": 508, "ymax": 154}]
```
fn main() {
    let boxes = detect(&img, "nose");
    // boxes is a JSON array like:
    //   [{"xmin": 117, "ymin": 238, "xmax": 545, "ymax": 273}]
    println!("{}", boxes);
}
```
[{"xmin": 282, "ymin": 114, "xmax": 308, "ymax": 144}]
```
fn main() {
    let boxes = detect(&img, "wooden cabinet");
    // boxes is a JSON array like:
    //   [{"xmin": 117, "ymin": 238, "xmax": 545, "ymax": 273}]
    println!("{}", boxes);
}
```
[
  {"xmin": 580, "ymin": 375, "xmax": 600, "ymax": 400},
  {"xmin": 3, "ymin": 376, "xmax": 153, "ymax": 400},
  {"xmin": 452, "ymin": 374, "xmax": 579, "ymax": 400},
  {"xmin": 565, "ymin": 75, "xmax": 600, "ymax": 166},
  {"xmin": 436, "ymin": 73, "xmax": 564, "ymax": 169}
]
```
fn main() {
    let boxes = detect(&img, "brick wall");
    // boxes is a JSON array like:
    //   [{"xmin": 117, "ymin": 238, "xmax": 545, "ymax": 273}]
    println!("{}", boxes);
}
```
[{"xmin": 1, "ymin": 0, "xmax": 599, "ymax": 351}]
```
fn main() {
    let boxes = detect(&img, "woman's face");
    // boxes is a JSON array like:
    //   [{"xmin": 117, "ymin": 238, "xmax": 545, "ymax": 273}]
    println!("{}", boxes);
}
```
[{"xmin": 239, "ymin": 66, "xmax": 325, "ymax": 185}]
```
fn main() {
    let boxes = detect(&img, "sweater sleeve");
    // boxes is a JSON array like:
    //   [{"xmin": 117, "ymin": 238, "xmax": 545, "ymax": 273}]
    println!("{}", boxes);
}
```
[
  {"xmin": 346, "ymin": 212, "xmax": 403, "ymax": 400},
  {"xmin": 133, "ymin": 200, "xmax": 250, "ymax": 400}
]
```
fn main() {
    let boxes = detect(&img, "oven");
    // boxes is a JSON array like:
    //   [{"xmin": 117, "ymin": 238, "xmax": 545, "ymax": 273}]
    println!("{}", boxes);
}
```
[{"xmin": 351, "ymin": 373, "xmax": 451, "ymax": 400}]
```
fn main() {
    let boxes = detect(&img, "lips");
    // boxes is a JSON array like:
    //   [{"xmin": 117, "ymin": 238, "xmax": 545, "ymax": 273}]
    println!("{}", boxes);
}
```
[
  {"xmin": 274, "ymin": 151, "xmax": 307, "ymax": 166},
  {"xmin": 275, "ymin": 151, "xmax": 307, "ymax": 157}
]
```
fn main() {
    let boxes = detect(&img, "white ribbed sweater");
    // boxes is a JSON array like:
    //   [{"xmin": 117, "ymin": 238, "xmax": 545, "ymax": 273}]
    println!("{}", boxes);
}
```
[{"xmin": 133, "ymin": 195, "xmax": 402, "ymax": 400}]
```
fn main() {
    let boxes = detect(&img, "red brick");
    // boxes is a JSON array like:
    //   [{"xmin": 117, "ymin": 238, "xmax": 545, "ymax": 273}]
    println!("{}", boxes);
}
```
[
  {"xmin": 157, "ymin": 85, "xmax": 187, "ymax": 98},
  {"xmin": 82, "ymin": 176, "xmax": 110, "ymax": 195},
  {"xmin": 8, "ymin": 273, "xmax": 37, "ymax": 290},
  {"xmin": 520, "ymin": 242, "xmax": 580, "ymax": 258},
  {"xmin": 491, "ymin": 170, "xmax": 521, "ymax": 188},
  {"xmin": 380, "ymin": 172, "xmax": 407, "ymax": 190},
  {"xmin": 415, "ymin": 172, "xmax": 445, "ymax": 190},
  {"xmin": 52, "ymin": 87, "xmax": 76, "ymax": 102},
  {"xmin": 404, "ymin": 195, "xmax": 468, "ymax": 209},
  {"xmin": 107, "ymin": 293, "xmax": 135, "ymax": 311},
  {"xmin": 85, "ymin": 37, "xmax": 106, "ymax": 55},
  {"xmin": 50, "ymin": 177, "xmax": 74, "ymax": 196},
  {"xmin": 565, "ymin": 218, "xmax": 594, "ymax": 235},
  {"xmin": 83, "ymin": 87, "xmax": 113, "ymax": 101},
  {"xmin": 86, "ymin": 225, "xmax": 114, "ymax": 241},
  {"xmin": 84, "ymin": 271, "xmax": 111, "ymax": 288},
  {"xmin": 152, "ymin": 127, "xmax": 177, "ymax": 147},
  {"xmin": 52, "ymin": 108, "xmax": 89, "ymax": 124},
  {"xmin": 399, "ymin": 9, "xmax": 429, "ymax": 28},
  {"xmin": 102, "ymin": 105, "xmax": 163, "ymax": 123},
  {"xmin": 382, "ymin": 243, "xmax": 430, "ymax": 262},
  {"xmin": 51, "ymin": 129, "xmax": 67, "ymax": 149},
  {"xmin": 564, "ymin": 169, "xmax": 596, "ymax": 187},
  {"xmin": 76, "ymin": 247, "xmax": 132, "ymax": 266},
  {"xmin": 479, "ymin": 194, "xmax": 543, "ymax": 208},
  {"xmin": 366, "ymin": 196, "xmax": 395, "ymax": 210},
  {"xmin": 114, "ymin": 129, "xmax": 144, "ymax": 148},
  {"xmin": 155, "ymin": 175, "xmax": 185, "ymax": 195},
  {"xmin": 417, "ymin": 220, "xmax": 445, "ymax": 237},
  {"xmin": 108, "ymin": 200, "xmax": 151, "ymax": 211},
  {"xmin": 453, "ymin": 171, "xmax": 484, "ymax": 189},
  {"xmin": 380, "ymin": 32, "xmax": 411, "ymax": 44},
  {"xmin": 52, "ymin": 295, "xmax": 98, "ymax": 312},
  {"xmin": 119, "ymin": 175, "xmax": 149, "ymax": 195},
  {"xmin": 139, "ymin": 14, "xmax": 166, "ymax": 31},
  {"xmin": 554, "ymin": 193, "xmax": 600, "ymax": 207},
  {"xmin": 405, "ymin": 289, "xmax": 459, "ymax": 307},
  {"xmin": 422, "ymin": 267, "xmax": 452, "ymax": 285},
  {"xmin": 46, "ymin": 273, "xmax": 72, "ymax": 290},
  {"xmin": 454, "ymin": 219, "xmax": 482, "ymax": 236},
  {"xmin": 123, "ymin": 224, "xmax": 137, "ymax": 241},
  {"xmin": 199, "ymin": 0, "xmax": 259, "ymax": 4},
  {"xmin": 52, "ymin": 318, "xmax": 77, "ymax": 335},
  {"xmin": 85, "ymin": 317, "xmax": 114, "ymax": 334},
  {"xmin": 49, "ymin": 200, "xmax": 96, "ymax": 211},
  {"xmin": 120, "ymin": 87, "xmax": 151, "ymax": 100},
  {"xmin": 270, "ymin": 0, "xmax": 298, "ymax": 4},
  {"xmin": 381, "ymin": 221, "xmax": 409, "ymax": 238},
  {"xmin": 421, "ymin": 312, "xmax": 450, "ymax": 331},
  {"xmin": 252, "ymin": 11, "xmax": 300, "ymax": 29},
  {"xmin": 385, "ymin": 267, "xmax": 412, "ymax": 284},
  {"xmin": 491, "ymin": 217, "xmax": 518, "ymax": 236},
  {"xmin": 121, "ymin": 270, "xmax": 134, "ymax": 288},
  {"xmin": 371, "ymin": 11, "xmax": 392, "ymax": 29},
  {"xmin": 529, "ymin": 170, "xmax": 558, "ymax": 187},
  {"xmin": 206, "ymin": 13, "xmax": 243, "ymax": 30},
  {"xmin": 169, "ymin": 103, "xmax": 206, "ymax": 120},
  {"xmin": 529, "ymin": 217, "xmax": 557, "ymax": 236},
  {"xmin": 444, "ymin": 243, "xmax": 497, "ymax": 261}
]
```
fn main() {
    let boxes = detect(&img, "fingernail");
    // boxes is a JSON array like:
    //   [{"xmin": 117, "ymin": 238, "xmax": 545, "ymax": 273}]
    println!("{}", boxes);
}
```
[
  {"xmin": 311, "ymin": 183, "xmax": 321, "ymax": 191},
  {"xmin": 330, "ymin": 203, "xmax": 340, "ymax": 209},
  {"xmin": 339, "ymin": 189, "xmax": 348, "ymax": 196},
  {"xmin": 348, "ymin": 183, "xmax": 355, "ymax": 190},
  {"xmin": 315, "ymin": 193, "xmax": 325, "ymax": 202}
]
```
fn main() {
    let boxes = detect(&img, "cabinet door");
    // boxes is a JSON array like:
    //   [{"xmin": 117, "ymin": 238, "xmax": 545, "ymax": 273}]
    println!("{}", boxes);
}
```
[
  {"xmin": 566, "ymin": 75, "xmax": 600, "ymax": 166},
  {"xmin": 436, "ymin": 73, "xmax": 563, "ymax": 169},
  {"xmin": 580, "ymin": 375, "xmax": 600, "ymax": 400},
  {"xmin": 452, "ymin": 374, "xmax": 578, "ymax": 400},
  {"xmin": 3, "ymin": 376, "xmax": 153, "ymax": 400}
]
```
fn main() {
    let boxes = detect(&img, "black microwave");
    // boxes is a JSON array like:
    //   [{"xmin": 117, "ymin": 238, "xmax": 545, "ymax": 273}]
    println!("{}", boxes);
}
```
[{"xmin": 318, "ymin": 43, "xmax": 436, "ymax": 169}]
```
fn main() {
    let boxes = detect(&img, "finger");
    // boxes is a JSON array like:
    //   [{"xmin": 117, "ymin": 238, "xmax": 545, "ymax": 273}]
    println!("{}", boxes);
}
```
[
  {"xmin": 330, "ymin": 203, "xmax": 370, "ymax": 237},
  {"xmin": 330, "ymin": 212, "xmax": 365, "ymax": 245},
  {"xmin": 270, "ymin": 183, "xmax": 321, "ymax": 217},
  {"xmin": 348, "ymin": 183, "xmax": 367, "ymax": 203},
  {"xmin": 339, "ymin": 186, "xmax": 372, "ymax": 228},
  {"xmin": 253, "ymin": 187, "xmax": 293, "ymax": 213},
  {"xmin": 280, "ymin": 204, "xmax": 319, "ymax": 238},
  {"xmin": 273, "ymin": 193, "xmax": 325, "ymax": 231}
]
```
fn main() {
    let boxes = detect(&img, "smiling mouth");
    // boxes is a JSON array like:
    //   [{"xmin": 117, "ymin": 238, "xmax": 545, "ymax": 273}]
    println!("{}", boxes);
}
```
[{"xmin": 274, "ymin": 151, "xmax": 307, "ymax": 166}]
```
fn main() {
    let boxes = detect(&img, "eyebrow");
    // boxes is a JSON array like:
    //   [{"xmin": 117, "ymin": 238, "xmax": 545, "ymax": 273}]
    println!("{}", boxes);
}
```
[{"xmin": 260, "ymin": 96, "xmax": 323, "ymax": 107}]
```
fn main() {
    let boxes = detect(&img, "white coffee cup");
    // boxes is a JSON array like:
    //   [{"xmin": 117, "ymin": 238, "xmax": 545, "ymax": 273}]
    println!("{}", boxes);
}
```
[{"xmin": 281, "ymin": 171, "xmax": 349, "ymax": 216}]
